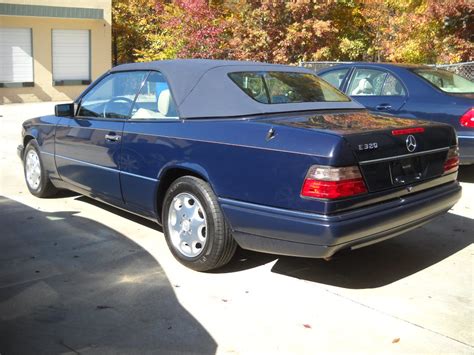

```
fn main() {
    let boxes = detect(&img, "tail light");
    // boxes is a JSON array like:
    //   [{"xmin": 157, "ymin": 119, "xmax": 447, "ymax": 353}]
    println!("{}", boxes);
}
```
[
  {"xmin": 392, "ymin": 127, "xmax": 425, "ymax": 135},
  {"xmin": 301, "ymin": 165, "xmax": 368, "ymax": 199},
  {"xmin": 460, "ymin": 108, "xmax": 474, "ymax": 128},
  {"xmin": 443, "ymin": 146, "xmax": 459, "ymax": 175}
]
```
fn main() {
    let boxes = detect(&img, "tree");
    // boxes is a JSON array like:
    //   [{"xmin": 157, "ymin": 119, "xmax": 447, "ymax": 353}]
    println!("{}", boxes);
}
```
[
  {"xmin": 227, "ymin": 0, "xmax": 338, "ymax": 63},
  {"xmin": 359, "ymin": 0, "xmax": 473, "ymax": 63},
  {"xmin": 426, "ymin": 0, "xmax": 473, "ymax": 63},
  {"xmin": 134, "ymin": 0, "xmax": 230, "ymax": 61},
  {"xmin": 112, "ymin": 0, "xmax": 160, "ymax": 65},
  {"xmin": 112, "ymin": 0, "xmax": 473, "ymax": 65}
]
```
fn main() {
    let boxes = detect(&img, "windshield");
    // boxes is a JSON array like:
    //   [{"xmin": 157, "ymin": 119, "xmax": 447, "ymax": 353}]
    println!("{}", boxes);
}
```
[
  {"xmin": 228, "ymin": 71, "xmax": 350, "ymax": 104},
  {"xmin": 413, "ymin": 68, "xmax": 474, "ymax": 94}
]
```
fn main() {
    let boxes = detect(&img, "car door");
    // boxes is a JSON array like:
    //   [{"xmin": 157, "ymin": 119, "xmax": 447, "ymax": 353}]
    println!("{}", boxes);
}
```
[
  {"xmin": 346, "ymin": 67, "xmax": 407, "ymax": 115},
  {"xmin": 55, "ymin": 71, "xmax": 148, "ymax": 205},
  {"xmin": 120, "ymin": 71, "xmax": 180, "ymax": 217}
]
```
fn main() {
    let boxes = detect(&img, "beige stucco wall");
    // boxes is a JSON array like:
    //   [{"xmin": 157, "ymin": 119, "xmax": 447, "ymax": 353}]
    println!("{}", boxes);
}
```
[{"xmin": 0, "ymin": 0, "xmax": 111, "ymax": 104}]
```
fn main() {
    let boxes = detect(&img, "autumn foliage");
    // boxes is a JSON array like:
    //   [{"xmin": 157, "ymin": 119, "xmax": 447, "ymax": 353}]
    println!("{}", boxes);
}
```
[{"xmin": 112, "ymin": 0, "xmax": 473, "ymax": 65}]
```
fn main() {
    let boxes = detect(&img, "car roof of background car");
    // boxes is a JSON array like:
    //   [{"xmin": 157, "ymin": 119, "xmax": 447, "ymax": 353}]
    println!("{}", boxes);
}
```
[
  {"xmin": 317, "ymin": 62, "xmax": 428, "ymax": 73},
  {"xmin": 111, "ymin": 59, "xmax": 362, "ymax": 119}
]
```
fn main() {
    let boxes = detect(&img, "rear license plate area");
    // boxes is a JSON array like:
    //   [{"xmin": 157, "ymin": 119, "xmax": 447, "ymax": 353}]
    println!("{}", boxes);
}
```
[{"xmin": 390, "ymin": 157, "xmax": 423, "ymax": 185}]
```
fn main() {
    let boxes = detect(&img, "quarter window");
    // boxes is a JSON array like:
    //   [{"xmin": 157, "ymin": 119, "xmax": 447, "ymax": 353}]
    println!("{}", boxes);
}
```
[
  {"xmin": 130, "ymin": 72, "xmax": 178, "ymax": 119},
  {"xmin": 381, "ymin": 74, "xmax": 406, "ymax": 96},
  {"xmin": 229, "ymin": 71, "xmax": 350, "ymax": 104},
  {"xmin": 319, "ymin": 68, "xmax": 350, "ymax": 89},
  {"xmin": 77, "ymin": 71, "xmax": 147, "ymax": 119}
]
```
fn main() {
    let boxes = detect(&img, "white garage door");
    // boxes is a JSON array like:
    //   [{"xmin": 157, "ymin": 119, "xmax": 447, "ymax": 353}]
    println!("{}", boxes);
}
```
[
  {"xmin": 0, "ymin": 28, "xmax": 34, "ymax": 84},
  {"xmin": 52, "ymin": 29, "xmax": 90, "ymax": 82}
]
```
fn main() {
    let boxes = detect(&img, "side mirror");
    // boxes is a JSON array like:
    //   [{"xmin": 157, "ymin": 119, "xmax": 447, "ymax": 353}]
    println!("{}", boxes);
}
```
[{"xmin": 55, "ymin": 103, "xmax": 75, "ymax": 117}]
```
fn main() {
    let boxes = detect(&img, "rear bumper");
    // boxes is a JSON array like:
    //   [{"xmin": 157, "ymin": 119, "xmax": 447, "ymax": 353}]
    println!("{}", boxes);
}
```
[
  {"xmin": 17, "ymin": 144, "xmax": 24, "ymax": 160},
  {"xmin": 220, "ymin": 181, "xmax": 461, "ymax": 258},
  {"xmin": 458, "ymin": 135, "xmax": 474, "ymax": 165}
]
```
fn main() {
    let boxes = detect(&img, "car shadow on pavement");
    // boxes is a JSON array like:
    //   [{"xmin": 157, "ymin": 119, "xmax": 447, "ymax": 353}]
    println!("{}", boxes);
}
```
[
  {"xmin": 212, "ymin": 247, "xmax": 278, "ymax": 273},
  {"xmin": 271, "ymin": 212, "xmax": 473, "ymax": 289},
  {"xmin": 71, "ymin": 190, "xmax": 471, "ymax": 288},
  {"xmin": 0, "ymin": 196, "xmax": 217, "ymax": 355},
  {"xmin": 458, "ymin": 165, "xmax": 474, "ymax": 183}
]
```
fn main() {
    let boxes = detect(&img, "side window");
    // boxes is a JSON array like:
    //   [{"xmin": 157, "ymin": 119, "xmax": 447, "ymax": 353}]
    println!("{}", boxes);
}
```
[
  {"xmin": 381, "ymin": 74, "xmax": 406, "ymax": 96},
  {"xmin": 77, "ymin": 71, "xmax": 147, "ymax": 119},
  {"xmin": 130, "ymin": 72, "xmax": 179, "ymax": 119},
  {"xmin": 228, "ymin": 71, "xmax": 349, "ymax": 104},
  {"xmin": 228, "ymin": 72, "xmax": 269, "ymax": 103},
  {"xmin": 319, "ymin": 68, "xmax": 350, "ymax": 89},
  {"xmin": 348, "ymin": 68, "xmax": 387, "ymax": 96}
]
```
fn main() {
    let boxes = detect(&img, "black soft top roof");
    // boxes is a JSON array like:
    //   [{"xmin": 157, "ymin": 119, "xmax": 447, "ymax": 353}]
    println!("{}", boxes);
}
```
[{"xmin": 111, "ymin": 59, "xmax": 362, "ymax": 118}]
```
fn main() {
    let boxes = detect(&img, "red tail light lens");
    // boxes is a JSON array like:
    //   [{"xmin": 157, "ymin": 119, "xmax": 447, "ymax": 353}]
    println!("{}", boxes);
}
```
[
  {"xmin": 443, "ymin": 146, "xmax": 459, "ymax": 175},
  {"xmin": 301, "ymin": 165, "xmax": 368, "ymax": 199},
  {"xmin": 392, "ymin": 127, "xmax": 425, "ymax": 135},
  {"xmin": 460, "ymin": 108, "xmax": 474, "ymax": 128}
]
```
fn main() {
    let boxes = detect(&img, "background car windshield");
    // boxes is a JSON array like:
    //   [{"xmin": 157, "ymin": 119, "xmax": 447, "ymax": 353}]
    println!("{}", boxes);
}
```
[
  {"xmin": 229, "ymin": 71, "xmax": 350, "ymax": 104},
  {"xmin": 413, "ymin": 68, "xmax": 474, "ymax": 93}
]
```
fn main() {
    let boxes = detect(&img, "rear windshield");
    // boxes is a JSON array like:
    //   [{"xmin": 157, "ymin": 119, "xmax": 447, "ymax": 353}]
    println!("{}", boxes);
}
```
[
  {"xmin": 413, "ymin": 68, "xmax": 474, "ymax": 93},
  {"xmin": 228, "ymin": 71, "xmax": 350, "ymax": 104}
]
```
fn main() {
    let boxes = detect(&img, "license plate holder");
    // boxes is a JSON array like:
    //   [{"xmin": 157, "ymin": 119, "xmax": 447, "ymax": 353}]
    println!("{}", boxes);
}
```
[{"xmin": 390, "ymin": 157, "xmax": 423, "ymax": 185}]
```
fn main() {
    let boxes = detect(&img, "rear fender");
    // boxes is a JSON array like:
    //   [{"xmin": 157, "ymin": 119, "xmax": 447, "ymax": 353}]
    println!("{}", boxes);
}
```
[
  {"xmin": 155, "ymin": 162, "xmax": 215, "ymax": 223},
  {"xmin": 157, "ymin": 162, "xmax": 212, "ymax": 184}
]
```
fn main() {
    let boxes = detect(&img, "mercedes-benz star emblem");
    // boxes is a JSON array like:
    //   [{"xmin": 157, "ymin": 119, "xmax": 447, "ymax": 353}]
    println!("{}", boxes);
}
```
[{"xmin": 406, "ymin": 135, "xmax": 417, "ymax": 152}]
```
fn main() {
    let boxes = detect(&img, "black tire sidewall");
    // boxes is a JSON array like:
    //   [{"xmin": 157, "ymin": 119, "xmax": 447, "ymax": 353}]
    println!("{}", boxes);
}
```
[{"xmin": 162, "ymin": 177, "xmax": 225, "ymax": 269}]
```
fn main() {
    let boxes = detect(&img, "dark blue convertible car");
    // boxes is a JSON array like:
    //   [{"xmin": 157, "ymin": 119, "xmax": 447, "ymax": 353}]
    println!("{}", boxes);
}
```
[
  {"xmin": 18, "ymin": 60, "xmax": 461, "ymax": 271},
  {"xmin": 317, "ymin": 63, "xmax": 474, "ymax": 164}
]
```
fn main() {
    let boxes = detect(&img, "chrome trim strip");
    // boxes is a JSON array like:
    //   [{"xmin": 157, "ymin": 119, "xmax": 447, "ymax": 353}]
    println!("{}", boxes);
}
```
[
  {"xmin": 55, "ymin": 154, "xmax": 118, "ymax": 173},
  {"xmin": 359, "ymin": 147, "xmax": 449, "ymax": 165},
  {"xmin": 53, "ymin": 153, "xmax": 158, "ymax": 181},
  {"xmin": 458, "ymin": 135, "xmax": 474, "ymax": 139},
  {"xmin": 121, "ymin": 170, "xmax": 158, "ymax": 182}
]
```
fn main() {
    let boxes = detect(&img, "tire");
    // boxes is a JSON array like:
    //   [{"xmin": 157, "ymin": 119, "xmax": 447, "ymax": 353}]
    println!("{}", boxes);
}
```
[
  {"xmin": 162, "ymin": 176, "xmax": 237, "ymax": 271},
  {"xmin": 23, "ymin": 140, "xmax": 58, "ymax": 198}
]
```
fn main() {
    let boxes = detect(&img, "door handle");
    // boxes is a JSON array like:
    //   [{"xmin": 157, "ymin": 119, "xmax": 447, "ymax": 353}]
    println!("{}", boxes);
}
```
[
  {"xmin": 105, "ymin": 133, "xmax": 121, "ymax": 142},
  {"xmin": 375, "ymin": 104, "xmax": 392, "ymax": 111}
]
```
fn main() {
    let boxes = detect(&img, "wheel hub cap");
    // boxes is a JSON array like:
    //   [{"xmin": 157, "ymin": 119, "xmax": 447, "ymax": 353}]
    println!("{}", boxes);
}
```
[
  {"xmin": 25, "ymin": 150, "xmax": 41, "ymax": 189},
  {"xmin": 168, "ymin": 192, "xmax": 207, "ymax": 258},
  {"xmin": 182, "ymin": 219, "xmax": 191, "ymax": 232}
]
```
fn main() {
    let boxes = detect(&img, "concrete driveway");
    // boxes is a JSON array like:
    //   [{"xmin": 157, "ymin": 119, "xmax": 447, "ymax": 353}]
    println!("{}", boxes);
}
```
[{"xmin": 1, "ymin": 102, "xmax": 473, "ymax": 354}]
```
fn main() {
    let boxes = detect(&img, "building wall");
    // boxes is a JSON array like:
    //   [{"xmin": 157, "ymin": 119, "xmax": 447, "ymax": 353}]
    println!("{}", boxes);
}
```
[{"xmin": 0, "ymin": 0, "xmax": 111, "ymax": 104}]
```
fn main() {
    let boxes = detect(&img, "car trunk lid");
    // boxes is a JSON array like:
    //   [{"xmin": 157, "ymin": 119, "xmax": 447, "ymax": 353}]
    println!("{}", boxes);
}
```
[{"xmin": 259, "ymin": 110, "xmax": 457, "ymax": 193}]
